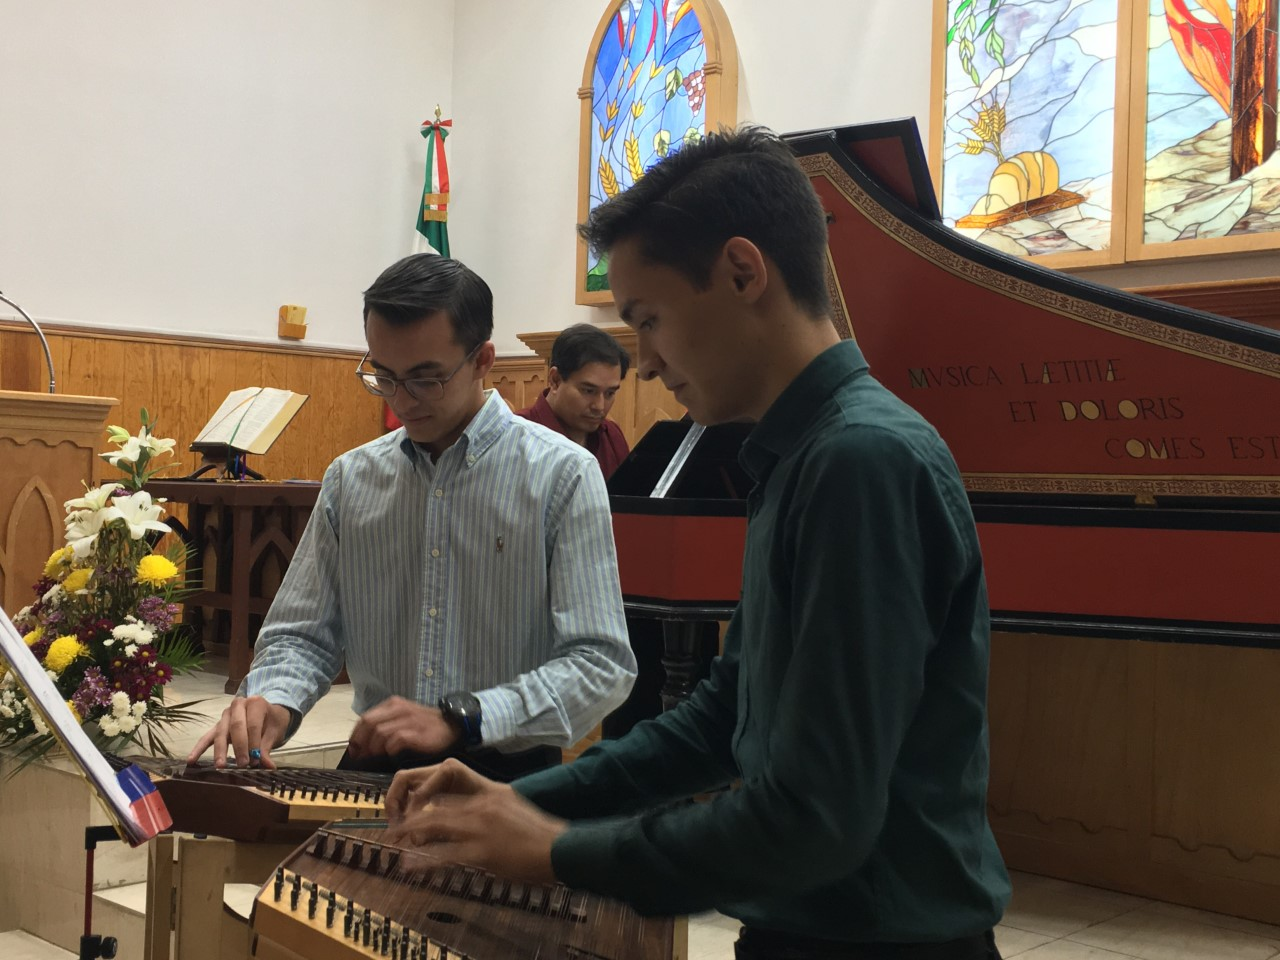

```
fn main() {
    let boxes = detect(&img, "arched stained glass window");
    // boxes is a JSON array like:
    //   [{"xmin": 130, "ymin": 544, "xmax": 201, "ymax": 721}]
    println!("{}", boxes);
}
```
[{"xmin": 576, "ymin": 0, "xmax": 739, "ymax": 304}]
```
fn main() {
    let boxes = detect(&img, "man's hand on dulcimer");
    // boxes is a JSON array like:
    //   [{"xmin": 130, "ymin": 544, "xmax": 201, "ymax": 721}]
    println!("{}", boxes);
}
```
[
  {"xmin": 384, "ymin": 758, "xmax": 566, "ymax": 885},
  {"xmin": 187, "ymin": 695, "xmax": 292, "ymax": 769}
]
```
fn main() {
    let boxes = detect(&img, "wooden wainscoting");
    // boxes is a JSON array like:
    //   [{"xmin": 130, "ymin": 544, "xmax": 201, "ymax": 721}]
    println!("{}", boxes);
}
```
[
  {"xmin": 987, "ymin": 630, "xmax": 1280, "ymax": 925},
  {"xmin": 0, "ymin": 322, "xmax": 384, "ymax": 485},
  {"xmin": 0, "ymin": 320, "xmax": 684, "ymax": 491},
  {"xmin": 1133, "ymin": 277, "xmax": 1280, "ymax": 330}
]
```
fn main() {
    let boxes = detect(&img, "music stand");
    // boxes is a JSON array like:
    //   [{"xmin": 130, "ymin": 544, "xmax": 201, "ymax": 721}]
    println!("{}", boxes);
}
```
[
  {"xmin": 187, "ymin": 442, "xmax": 265, "ymax": 481},
  {"xmin": 0, "ymin": 609, "xmax": 172, "ymax": 958}
]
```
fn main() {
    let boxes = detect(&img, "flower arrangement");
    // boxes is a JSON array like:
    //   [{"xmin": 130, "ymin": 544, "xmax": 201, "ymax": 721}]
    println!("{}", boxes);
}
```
[{"xmin": 0, "ymin": 410, "xmax": 203, "ymax": 765}]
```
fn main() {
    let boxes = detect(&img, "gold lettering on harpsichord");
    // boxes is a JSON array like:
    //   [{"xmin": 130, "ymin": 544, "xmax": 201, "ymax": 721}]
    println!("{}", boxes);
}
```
[
  {"xmin": 1103, "ymin": 436, "xmax": 1206, "ymax": 460},
  {"xmin": 1020, "ymin": 358, "xmax": 1124, "ymax": 384},
  {"xmin": 1227, "ymin": 435, "xmax": 1280, "ymax": 459},
  {"xmin": 907, "ymin": 365, "xmax": 1003, "ymax": 388},
  {"xmin": 1058, "ymin": 396, "xmax": 1184, "ymax": 422},
  {"xmin": 1008, "ymin": 400, "xmax": 1039, "ymax": 422}
]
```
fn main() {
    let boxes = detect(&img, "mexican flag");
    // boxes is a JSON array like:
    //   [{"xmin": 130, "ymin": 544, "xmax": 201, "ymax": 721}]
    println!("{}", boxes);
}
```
[{"xmin": 416, "ymin": 115, "xmax": 451, "ymax": 256}]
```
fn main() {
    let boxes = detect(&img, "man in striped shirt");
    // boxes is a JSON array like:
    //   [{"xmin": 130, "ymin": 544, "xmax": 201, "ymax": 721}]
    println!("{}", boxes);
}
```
[{"xmin": 187, "ymin": 255, "xmax": 636, "ymax": 780}]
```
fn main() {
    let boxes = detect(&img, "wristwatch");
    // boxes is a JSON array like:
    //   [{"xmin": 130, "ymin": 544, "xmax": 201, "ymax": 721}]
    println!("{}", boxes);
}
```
[{"xmin": 438, "ymin": 691, "xmax": 483, "ymax": 747}]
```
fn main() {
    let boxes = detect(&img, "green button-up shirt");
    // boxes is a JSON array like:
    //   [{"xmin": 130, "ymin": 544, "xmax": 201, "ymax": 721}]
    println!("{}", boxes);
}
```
[{"xmin": 515, "ymin": 340, "xmax": 1010, "ymax": 942}]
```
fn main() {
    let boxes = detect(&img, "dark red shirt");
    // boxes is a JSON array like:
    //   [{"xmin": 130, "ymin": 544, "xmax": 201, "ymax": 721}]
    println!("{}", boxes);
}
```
[{"xmin": 516, "ymin": 390, "xmax": 630, "ymax": 480}]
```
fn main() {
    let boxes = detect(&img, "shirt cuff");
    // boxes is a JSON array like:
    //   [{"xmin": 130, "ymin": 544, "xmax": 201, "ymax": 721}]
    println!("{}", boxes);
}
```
[
  {"xmin": 550, "ymin": 820, "xmax": 624, "ymax": 893},
  {"xmin": 473, "ymin": 686, "xmax": 522, "ymax": 746}
]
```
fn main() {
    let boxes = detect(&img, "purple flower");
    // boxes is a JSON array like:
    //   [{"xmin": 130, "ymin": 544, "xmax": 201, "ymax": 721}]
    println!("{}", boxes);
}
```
[
  {"xmin": 72, "ymin": 667, "xmax": 113, "ymax": 716},
  {"xmin": 30, "ymin": 636, "xmax": 53, "ymax": 661},
  {"xmin": 136, "ymin": 596, "xmax": 179, "ymax": 632}
]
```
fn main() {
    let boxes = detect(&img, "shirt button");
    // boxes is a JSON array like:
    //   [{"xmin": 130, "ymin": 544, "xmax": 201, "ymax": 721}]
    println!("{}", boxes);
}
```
[
  {"xmin": 434, "ymin": 488, "xmax": 444, "ymax": 498},
  {"xmin": 466, "ymin": 455, "xmax": 476, "ymax": 465},
  {"xmin": 431, "ymin": 548, "xmax": 441, "ymax": 558},
  {"xmin": 424, "ymin": 667, "xmax": 434, "ymax": 678},
  {"xmin": 428, "ymin": 607, "xmax": 438, "ymax": 617}
]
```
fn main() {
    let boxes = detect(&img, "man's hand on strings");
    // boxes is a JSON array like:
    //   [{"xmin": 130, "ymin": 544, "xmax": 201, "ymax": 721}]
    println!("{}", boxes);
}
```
[
  {"xmin": 186, "ymin": 696, "xmax": 291, "ymax": 769},
  {"xmin": 347, "ymin": 695, "xmax": 458, "ymax": 759},
  {"xmin": 384, "ymin": 758, "xmax": 566, "ymax": 884}
]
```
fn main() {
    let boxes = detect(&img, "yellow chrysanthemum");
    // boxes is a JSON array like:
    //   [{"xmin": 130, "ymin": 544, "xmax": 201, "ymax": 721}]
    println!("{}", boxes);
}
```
[
  {"xmin": 136, "ymin": 555, "xmax": 179, "ymax": 587},
  {"xmin": 22, "ymin": 628, "xmax": 43, "ymax": 647},
  {"xmin": 44, "ymin": 545, "xmax": 74, "ymax": 578},
  {"xmin": 67, "ymin": 700, "xmax": 80, "ymax": 719},
  {"xmin": 62, "ymin": 568, "xmax": 92, "ymax": 594},
  {"xmin": 44, "ymin": 635, "xmax": 89, "ymax": 675}
]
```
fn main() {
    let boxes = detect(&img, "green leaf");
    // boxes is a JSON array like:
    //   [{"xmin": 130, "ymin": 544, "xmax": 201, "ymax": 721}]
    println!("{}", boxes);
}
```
[
  {"xmin": 653, "ymin": 129, "xmax": 671, "ymax": 158},
  {"xmin": 955, "ymin": 0, "xmax": 973, "ymax": 17},
  {"xmin": 947, "ymin": 23, "xmax": 957, "ymax": 43},
  {"xmin": 978, "ymin": 12, "xmax": 996, "ymax": 34},
  {"xmin": 664, "ymin": 68, "xmax": 683, "ymax": 101},
  {"xmin": 986, "ymin": 30, "xmax": 1005, "ymax": 65}
]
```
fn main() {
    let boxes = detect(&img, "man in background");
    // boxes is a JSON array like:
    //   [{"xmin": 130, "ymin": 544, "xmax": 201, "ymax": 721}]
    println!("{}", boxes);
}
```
[{"xmin": 517, "ymin": 323, "xmax": 630, "ymax": 479}]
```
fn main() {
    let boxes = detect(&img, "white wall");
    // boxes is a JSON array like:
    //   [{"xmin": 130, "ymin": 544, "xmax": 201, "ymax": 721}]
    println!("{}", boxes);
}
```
[
  {"xmin": 2, "ymin": 1, "xmax": 1275, "ymax": 355},
  {"xmin": 449, "ymin": 0, "xmax": 940, "ymax": 353},
  {"xmin": 450, "ymin": 0, "xmax": 1279, "ymax": 353},
  {"xmin": 0, "ymin": 1, "xmax": 454, "ymax": 349}
]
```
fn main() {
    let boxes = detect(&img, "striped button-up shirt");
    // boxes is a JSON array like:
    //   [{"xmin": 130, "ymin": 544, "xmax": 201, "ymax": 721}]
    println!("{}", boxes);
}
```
[{"xmin": 241, "ymin": 390, "xmax": 636, "ymax": 750}]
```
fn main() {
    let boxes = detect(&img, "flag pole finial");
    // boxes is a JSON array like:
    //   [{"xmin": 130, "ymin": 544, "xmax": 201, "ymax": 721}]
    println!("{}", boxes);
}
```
[{"xmin": 435, "ymin": 104, "xmax": 442, "ymax": 121}]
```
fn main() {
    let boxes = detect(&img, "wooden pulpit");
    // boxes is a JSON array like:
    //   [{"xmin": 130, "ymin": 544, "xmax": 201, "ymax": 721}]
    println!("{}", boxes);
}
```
[{"xmin": 0, "ymin": 390, "xmax": 117, "ymax": 613}]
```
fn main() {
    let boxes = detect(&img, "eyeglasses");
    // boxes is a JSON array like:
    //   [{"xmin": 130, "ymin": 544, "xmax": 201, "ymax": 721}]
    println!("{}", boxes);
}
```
[{"xmin": 355, "ymin": 343, "xmax": 482, "ymax": 401}]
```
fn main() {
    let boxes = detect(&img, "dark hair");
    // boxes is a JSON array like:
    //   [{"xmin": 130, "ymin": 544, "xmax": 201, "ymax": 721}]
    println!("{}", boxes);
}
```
[
  {"xmin": 578, "ymin": 124, "xmax": 831, "ymax": 317},
  {"xmin": 362, "ymin": 254, "xmax": 493, "ymax": 351},
  {"xmin": 550, "ymin": 323, "xmax": 631, "ymax": 380}
]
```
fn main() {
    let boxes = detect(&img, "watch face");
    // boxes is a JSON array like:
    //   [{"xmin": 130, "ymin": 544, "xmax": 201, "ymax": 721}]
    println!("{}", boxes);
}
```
[{"xmin": 441, "ymin": 692, "xmax": 482, "ymax": 745}]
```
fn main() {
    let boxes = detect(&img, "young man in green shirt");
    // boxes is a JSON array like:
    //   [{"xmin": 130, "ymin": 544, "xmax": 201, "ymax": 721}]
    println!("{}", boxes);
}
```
[{"xmin": 385, "ymin": 125, "xmax": 1010, "ymax": 959}]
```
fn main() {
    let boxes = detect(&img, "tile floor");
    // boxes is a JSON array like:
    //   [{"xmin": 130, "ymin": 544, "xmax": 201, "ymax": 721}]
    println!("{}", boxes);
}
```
[
  {"xmin": 6, "ymin": 660, "xmax": 1280, "ymax": 959},
  {"xmin": 157, "ymin": 655, "xmax": 357, "ymax": 760},
  {"xmin": 683, "ymin": 873, "xmax": 1280, "ymax": 959}
]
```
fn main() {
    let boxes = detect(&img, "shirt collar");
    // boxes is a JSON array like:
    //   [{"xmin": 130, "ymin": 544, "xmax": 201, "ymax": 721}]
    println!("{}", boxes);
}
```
[
  {"xmin": 740, "ymin": 340, "xmax": 869, "ymax": 481},
  {"xmin": 397, "ymin": 389, "xmax": 512, "ymax": 466}
]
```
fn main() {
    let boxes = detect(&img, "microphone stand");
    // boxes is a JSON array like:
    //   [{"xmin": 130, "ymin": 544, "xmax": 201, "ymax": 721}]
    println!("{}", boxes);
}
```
[{"xmin": 0, "ymin": 290, "xmax": 57, "ymax": 393}]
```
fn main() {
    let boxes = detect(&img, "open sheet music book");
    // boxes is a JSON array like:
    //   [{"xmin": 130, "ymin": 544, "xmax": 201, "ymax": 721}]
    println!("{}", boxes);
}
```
[
  {"xmin": 0, "ymin": 609, "xmax": 171, "ymax": 845},
  {"xmin": 192, "ymin": 387, "xmax": 308, "ymax": 456}
]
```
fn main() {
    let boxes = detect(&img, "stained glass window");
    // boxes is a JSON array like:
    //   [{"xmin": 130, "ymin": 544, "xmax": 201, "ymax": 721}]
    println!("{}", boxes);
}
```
[
  {"xmin": 577, "ymin": 1, "xmax": 737, "ymax": 303},
  {"xmin": 936, "ymin": 0, "xmax": 1280, "ymax": 263},
  {"xmin": 940, "ymin": 0, "xmax": 1121, "ymax": 260},
  {"xmin": 1143, "ymin": 0, "xmax": 1280, "ymax": 243}
]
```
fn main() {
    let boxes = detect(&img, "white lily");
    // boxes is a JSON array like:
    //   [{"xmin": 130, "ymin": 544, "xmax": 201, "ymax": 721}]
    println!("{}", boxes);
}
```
[
  {"xmin": 64, "ymin": 484, "xmax": 117, "ymax": 514},
  {"xmin": 101, "ymin": 435, "xmax": 146, "ymax": 467},
  {"xmin": 66, "ymin": 505, "xmax": 123, "ymax": 559},
  {"xmin": 143, "ymin": 433, "xmax": 177, "ymax": 458},
  {"xmin": 111, "ymin": 491, "xmax": 170, "ymax": 539}
]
